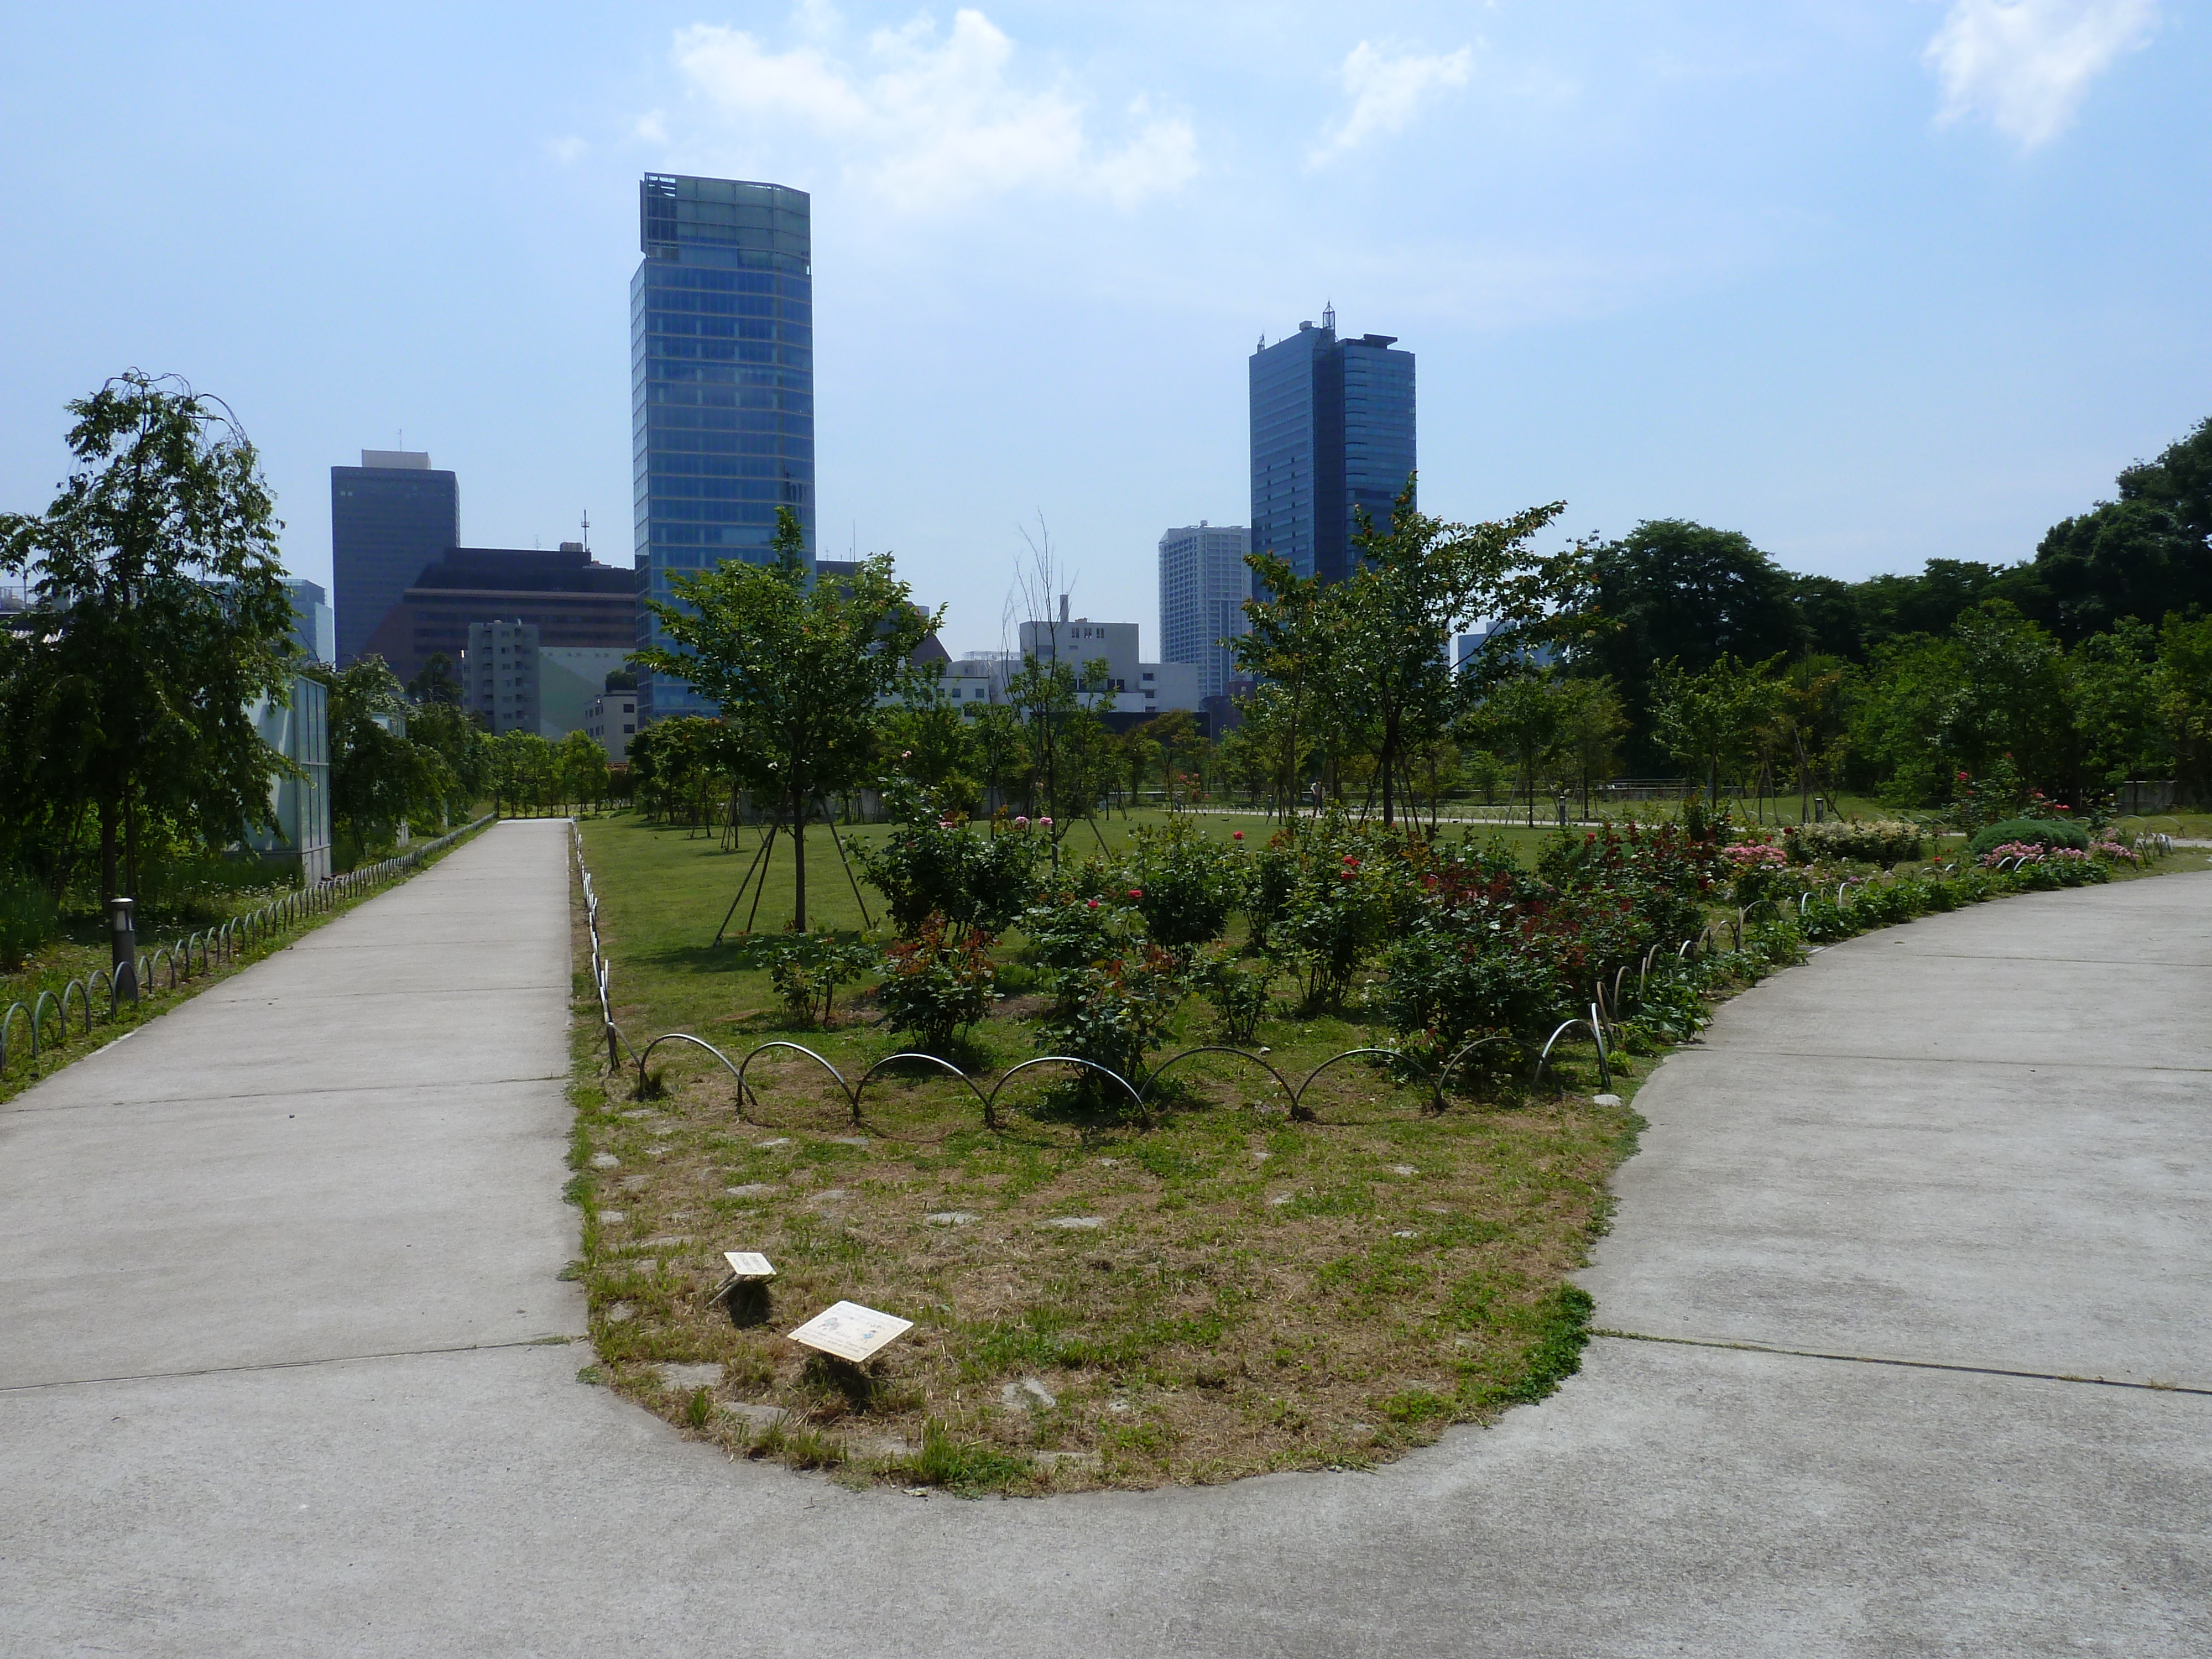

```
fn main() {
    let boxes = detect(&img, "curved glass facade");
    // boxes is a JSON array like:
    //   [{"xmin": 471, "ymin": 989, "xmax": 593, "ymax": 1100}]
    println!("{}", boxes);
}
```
[{"xmin": 632, "ymin": 174, "xmax": 814, "ymax": 722}]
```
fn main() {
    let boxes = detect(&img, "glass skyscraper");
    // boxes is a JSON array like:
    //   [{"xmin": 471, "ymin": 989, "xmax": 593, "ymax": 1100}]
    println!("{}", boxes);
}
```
[
  {"xmin": 632, "ymin": 173, "xmax": 815, "ymax": 722},
  {"xmin": 331, "ymin": 451, "xmax": 458, "ymax": 665},
  {"xmin": 1249, "ymin": 307, "xmax": 1415, "ymax": 585}
]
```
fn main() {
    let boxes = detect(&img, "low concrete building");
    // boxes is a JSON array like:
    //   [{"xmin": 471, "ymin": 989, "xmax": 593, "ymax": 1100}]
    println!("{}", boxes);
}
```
[
  {"xmin": 1017, "ymin": 597, "xmax": 1202, "ymax": 719},
  {"xmin": 465, "ymin": 620, "xmax": 627, "ymax": 739},
  {"xmin": 584, "ymin": 691, "xmax": 639, "ymax": 764}
]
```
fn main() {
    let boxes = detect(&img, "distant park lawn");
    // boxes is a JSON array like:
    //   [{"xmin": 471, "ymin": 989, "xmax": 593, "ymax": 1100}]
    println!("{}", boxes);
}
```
[{"xmin": 566, "ymin": 808, "xmax": 1635, "ymax": 1493}]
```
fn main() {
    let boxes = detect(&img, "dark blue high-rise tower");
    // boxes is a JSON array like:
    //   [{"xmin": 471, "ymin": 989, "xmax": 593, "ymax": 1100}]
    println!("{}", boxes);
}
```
[
  {"xmin": 632, "ymin": 174, "xmax": 815, "ymax": 722},
  {"xmin": 1249, "ymin": 307, "xmax": 1414, "ymax": 585}
]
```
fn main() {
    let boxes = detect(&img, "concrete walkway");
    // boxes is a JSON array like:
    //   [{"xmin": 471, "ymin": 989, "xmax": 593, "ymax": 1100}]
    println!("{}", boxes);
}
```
[{"xmin": 3, "ymin": 821, "xmax": 2206, "ymax": 1656}]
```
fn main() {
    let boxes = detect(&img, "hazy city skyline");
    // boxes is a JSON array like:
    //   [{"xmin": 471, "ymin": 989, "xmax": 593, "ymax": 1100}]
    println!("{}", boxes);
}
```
[{"xmin": 2, "ymin": 2, "xmax": 2204, "ymax": 658}]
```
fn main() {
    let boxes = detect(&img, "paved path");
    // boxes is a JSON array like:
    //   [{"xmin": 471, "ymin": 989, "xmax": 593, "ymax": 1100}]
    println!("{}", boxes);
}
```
[{"xmin": 3, "ymin": 821, "xmax": 2206, "ymax": 1656}]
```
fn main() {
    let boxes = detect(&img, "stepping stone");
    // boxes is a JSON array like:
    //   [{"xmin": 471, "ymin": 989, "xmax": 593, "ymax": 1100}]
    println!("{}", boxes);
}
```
[
  {"xmin": 1045, "ymin": 1216, "xmax": 1103, "ymax": 1230},
  {"xmin": 604, "ymin": 1301, "xmax": 636, "ymax": 1324},
  {"xmin": 637, "ymin": 1235, "xmax": 692, "ymax": 1250},
  {"xmin": 591, "ymin": 1152, "xmax": 620, "ymax": 1169},
  {"xmin": 720, "ymin": 1401, "xmax": 788, "ymax": 1430},
  {"xmin": 1267, "ymin": 1193, "xmax": 1294, "ymax": 1207},
  {"xmin": 812, "ymin": 1188, "xmax": 849, "ymax": 1203},
  {"xmin": 926, "ymin": 1211, "xmax": 979, "ymax": 1225},
  {"xmin": 620, "ymin": 1109, "xmax": 657, "ymax": 1120},
  {"xmin": 598, "ymin": 1209, "xmax": 627, "ymax": 1225},
  {"xmin": 1389, "ymin": 1164, "xmax": 1416, "ymax": 1176},
  {"xmin": 724, "ymin": 1183, "xmax": 776, "ymax": 1199},
  {"xmin": 860, "ymin": 1436, "xmax": 914, "ymax": 1458},
  {"xmin": 1391, "ymin": 1230, "xmax": 1417, "ymax": 1239},
  {"xmin": 1421, "ymin": 1204, "xmax": 1453, "ymax": 1215},
  {"xmin": 757, "ymin": 1139, "xmax": 792, "ymax": 1148},
  {"xmin": 1000, "ymin": 1376, "xmax": 1057, "ymax": 1410},
  {"xmin": 828, "ymin": 1136, "xmax": 870, "ymax": 1147},
  {"xmin": 1097, "ymin": 1158, "xmax": 1120, "ymax": 1167},
  {"xmin": 655, "ymin": 1362, "xmax": 723, "ymax": 1391},
  {"xmin": 1593, "ymin": 1093, "xmax": 1623, "ymax": 1107}
]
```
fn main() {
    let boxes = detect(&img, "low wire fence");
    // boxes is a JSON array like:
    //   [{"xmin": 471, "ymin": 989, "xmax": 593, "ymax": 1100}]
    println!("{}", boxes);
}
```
[
  {"xmin": 1, "ymin": 815, "xmax": 494, "ymax": 1081},
  {"xmin": 571, "ymin": 823, "xmax": 1632, "ymax": 1140}
]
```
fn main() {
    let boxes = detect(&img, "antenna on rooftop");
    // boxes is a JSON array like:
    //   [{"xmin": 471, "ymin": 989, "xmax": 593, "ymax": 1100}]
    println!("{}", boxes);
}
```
[
  {"xmin": 581, "ymin": 509, "xmax": 591, "ymax": 551},
  {"xmin": 1322, "ymin": 300, "xmax": 1335, "ymax": 333}
]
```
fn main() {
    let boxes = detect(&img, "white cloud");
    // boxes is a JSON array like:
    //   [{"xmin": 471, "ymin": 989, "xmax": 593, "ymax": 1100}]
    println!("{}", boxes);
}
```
[
  {"xmin": 1923, "ymin": 0, "xmax": 2157, "ymax": 148},
  {"xmin": 664, "ymin": 8, "xmax": 1196, "ymax": 210},
  {"xmin": 546, "ymin": 135, "xmax": 588, "ymax": 165},
  {"xmin": 1312, "ymin": 41, "xmax": 1474, "ymax": 163}
]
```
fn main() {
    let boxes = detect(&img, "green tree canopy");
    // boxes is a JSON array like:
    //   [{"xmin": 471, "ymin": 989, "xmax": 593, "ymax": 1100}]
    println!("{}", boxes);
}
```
[
  {"xmin": 0, "ymin": 371, "xmax": 294, "ymax": 901},
  {"xmin": 634, "ymin": 506, "xmax": 938, "ymax": 928}
]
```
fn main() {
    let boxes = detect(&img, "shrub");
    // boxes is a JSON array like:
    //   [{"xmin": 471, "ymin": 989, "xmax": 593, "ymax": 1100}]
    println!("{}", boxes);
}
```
[
  {"xmin": 1195, "ymin": 947, "xmax": 1274, "ymax": 1045},
  {"xmin": 1020, "ymin": 890, "xmax": 1187, "ymax": 1088},
  {"xmin": 851, "ymin": 791, "xmax": 1047, "ymax": 938},
  {"xmin": 1719, "ymin": 839, "xmax": 1797, "ymax": 909},
  {"xmin": 1121, "ymin": 817, "xmax": 1244, "ymax": 955},
  {"xmin": 1782, "ymin": 820, "xmax": 1926, "ymax": 867},
  {"xmin": 765, "ymin": 930, "xmax": 876, "ymax": 1027},
  {"xmin": 1966, "ymin": 817, "xmax": 2090, "ymax": 858},
  {"xmin": 0, "ymin": 873, "xmax": 57, "ymax": 972},
  {"xmin": 875, "ymin": 916, "xmax": 995, "ymax": 1053}
]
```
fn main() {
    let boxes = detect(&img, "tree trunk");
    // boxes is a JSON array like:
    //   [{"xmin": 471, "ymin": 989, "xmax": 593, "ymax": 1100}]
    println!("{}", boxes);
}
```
[
  {"xmin": 124, "ymin": 784, "xmax": 142, "ymax": 901},
  {"xmin": 1380, "ymin": 715, "xmax": 1396, "ymax": 828},
  {"xmin": 790, "ymin": 784, "xmax": 808, "ymax": 933},
  {"xmin": 99, "ymin": 796, "xmax": 119, "ymax": 906}
]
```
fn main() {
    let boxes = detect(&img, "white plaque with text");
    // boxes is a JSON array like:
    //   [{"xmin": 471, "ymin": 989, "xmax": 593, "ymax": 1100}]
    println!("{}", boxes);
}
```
[
  {"xmin": 786, "ymin": 1300, "xmax": 912, "ymax": 1363},
  {"xmin": 723, "ymin": 1251, "xmax": 775, "ymax": 1279}
]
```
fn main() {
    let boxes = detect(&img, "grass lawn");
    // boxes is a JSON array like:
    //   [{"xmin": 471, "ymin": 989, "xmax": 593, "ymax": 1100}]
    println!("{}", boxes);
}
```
[{"xmin": 568, "ymin": 808, "xmax": 1634, "ymax": 1493}]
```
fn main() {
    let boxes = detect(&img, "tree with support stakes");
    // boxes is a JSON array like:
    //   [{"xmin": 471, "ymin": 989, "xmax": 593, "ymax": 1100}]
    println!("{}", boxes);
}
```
[{"xmin": 635, "ymin": 507, "xmax": 940, "ymax": 933}]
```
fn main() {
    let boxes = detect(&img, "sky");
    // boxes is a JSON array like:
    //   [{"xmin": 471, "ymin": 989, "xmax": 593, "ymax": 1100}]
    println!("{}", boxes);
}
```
[{"xmin": 2, "ymin": 1, "xmax": 2206, "ymax": 656}]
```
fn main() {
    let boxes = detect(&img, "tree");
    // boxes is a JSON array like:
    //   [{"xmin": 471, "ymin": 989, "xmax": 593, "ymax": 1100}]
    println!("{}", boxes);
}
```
[
  {"xmin": 880, "ymin": 682, "xmax": 980, "ymax": 811},
  {"xmin": 1134, "ymin": 709, "xmax": 1200, "ymax": 808},
  {"xmin": 1583, "ymin": 521, "xmax": 1802, "ymax": 771},
  {"xmin": 634, "ymin": 506, "xmax": 937, "ymax": 930},
  {"xmin": 556, "ymin": 729, "xmax": 611, "ymax": 812},
  {"xmin": 2156, "ymin": 613, "xmax": 2212, "ymax": 806},
  {"xmin": 1467, "ymin": 668, "xmax": 1566, "ymax": 826},
  {"xmin": 1650, "ymin": 654, "xmax": 1780, "ymax": 807},
  {"xmin": 406, "ymin": 700, "xmax": 492, "ymax": 823},
  {"xmin": 0, "ymin": 372, "xmax": 294, "ymax": 902},
  {"xmin": 1243, "ymin": 476, "xmax": 1574, "ymax": 827},
  {"xmin": 312, "ymin": 655, "xmax": 451, "ymax": 860},
  {"xmin": 407, "ymin": 652, "xmax": 463, "ymax": 707},
  {"xmin": 1853, "ymin": 603, "xmax": 2073, "ymax": 808},
  {"xmin": 1232, "ymin": 557, "xmax": 1338, "ymax": 815},
  {"xmin": 2030, "ymin": 416, "xmax": 2212, "ymax": 643},
  {"xmin": 2068, "ymin": 619, "xmax": 2168, "ymax": 792},
  {"xmin": 1553, "ymin": 676, "xmax": 1627, "ymax": 820}
]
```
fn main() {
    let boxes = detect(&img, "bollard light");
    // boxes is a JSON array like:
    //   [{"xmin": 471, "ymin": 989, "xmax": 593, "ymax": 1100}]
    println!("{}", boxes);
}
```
[{"xmin": 108, "ymin": 897, "xmax": 139, "ymax": 1005}]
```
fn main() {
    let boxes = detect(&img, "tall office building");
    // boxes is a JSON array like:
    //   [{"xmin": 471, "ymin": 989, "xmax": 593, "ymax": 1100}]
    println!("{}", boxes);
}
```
[
  {"xmin": 1157, "ymin": 522, "xmax": 1251, "ymax": 700},
  {"xmin": 632, "ymin": 173, "xmax": 815, "ymax": 723},
  {"xmin": 1249, "ymin": 306, "xmax": 1415, "ymax": 586},
  {"xmin": 331, "ymin": 451, "xmax": 459, "ymax": 665}
]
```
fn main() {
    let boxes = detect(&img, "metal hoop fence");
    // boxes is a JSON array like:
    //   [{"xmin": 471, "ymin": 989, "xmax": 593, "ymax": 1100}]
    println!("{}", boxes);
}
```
[{"xmin": 569, "ymin": 824, "xmax": 1624, "ymax": 1140}]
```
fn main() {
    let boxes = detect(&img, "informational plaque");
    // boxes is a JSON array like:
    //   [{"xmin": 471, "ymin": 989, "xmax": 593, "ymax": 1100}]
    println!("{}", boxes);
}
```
[
  {"xmin": 786, "ymin": 1300, "xmax": 912, "ymax": 1363},
  {"xmin": 723, "ymin": 1251, "xmax": 775, "ymax": 1280}
]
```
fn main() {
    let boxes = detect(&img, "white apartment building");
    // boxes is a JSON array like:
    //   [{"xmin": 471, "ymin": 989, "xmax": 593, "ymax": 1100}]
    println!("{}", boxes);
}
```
[
  {"xmin": 584, "ymin": 691, "xmax": 639, "ymax": 763},
  {"xmin": 1157, "ymin": 522, "xmax": 1250, "ymax": 700}
]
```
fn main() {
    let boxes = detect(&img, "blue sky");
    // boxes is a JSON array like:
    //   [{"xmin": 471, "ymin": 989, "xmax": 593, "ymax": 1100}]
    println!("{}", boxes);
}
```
[{"xmin": 2, "ymin": 1, "xmax": 2205, "ymax": 655}]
